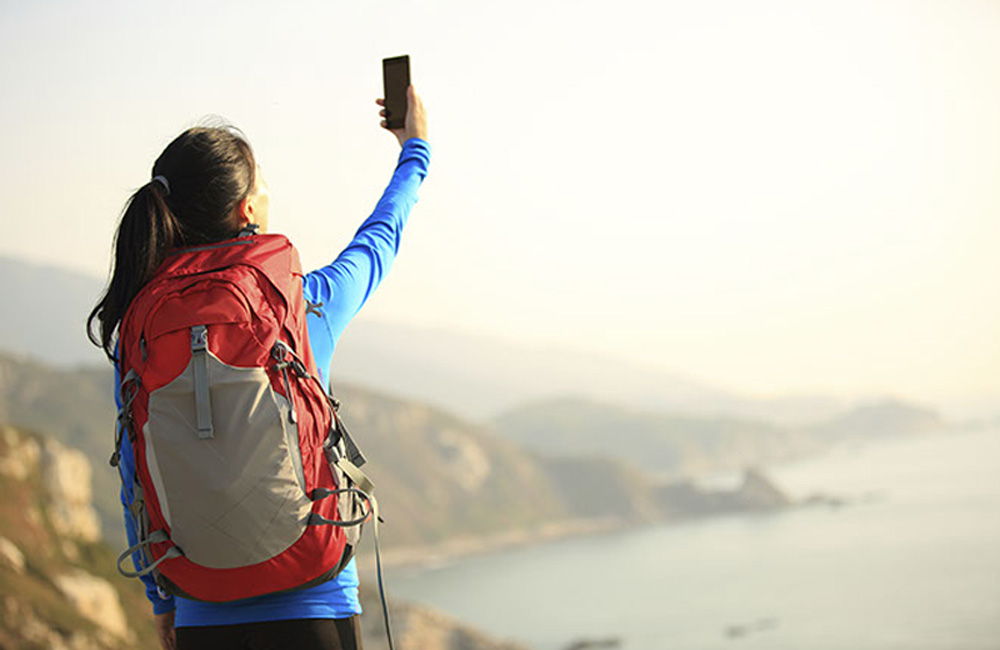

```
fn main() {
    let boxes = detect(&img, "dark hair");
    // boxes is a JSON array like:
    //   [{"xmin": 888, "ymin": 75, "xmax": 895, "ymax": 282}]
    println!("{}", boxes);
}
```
[{"xmin": 87, "ymin": 125, "xmax": 256, "ymax": 361}]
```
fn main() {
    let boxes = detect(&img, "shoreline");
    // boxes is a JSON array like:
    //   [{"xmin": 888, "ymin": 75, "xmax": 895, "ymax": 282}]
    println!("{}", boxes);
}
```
[
  {"xmin": 355, "ymin": 432, "xmax": 979, "ymax": 576},
  {"xmin": 357, "ymin": 458, "xmax": 863, "ymax": 575},
  {"xmin": 357, "ymin": 517, "xmax": 623, "ymax": 571}
]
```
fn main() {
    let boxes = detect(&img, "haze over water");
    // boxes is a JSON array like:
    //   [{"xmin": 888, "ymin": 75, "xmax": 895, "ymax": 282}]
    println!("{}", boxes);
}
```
[{"xmin": 391, "ymin": 428, "xmax": 1000, "ymax": 650}]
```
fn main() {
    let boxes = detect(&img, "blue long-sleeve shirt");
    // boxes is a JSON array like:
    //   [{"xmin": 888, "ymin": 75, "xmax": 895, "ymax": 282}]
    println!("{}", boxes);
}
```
[{"xmin": 115, "ymin": 138, "xmax": 431, "ymax": 625}]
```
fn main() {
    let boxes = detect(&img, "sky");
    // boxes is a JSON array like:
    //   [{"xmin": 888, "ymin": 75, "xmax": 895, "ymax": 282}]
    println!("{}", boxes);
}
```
[{"xmin": 1, "ymin": 0, "xmax": 998, "ymax": 410}]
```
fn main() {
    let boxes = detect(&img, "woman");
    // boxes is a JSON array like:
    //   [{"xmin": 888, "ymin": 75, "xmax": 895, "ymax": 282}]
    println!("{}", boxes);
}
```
[{"xmin": 88, "ymin": 87, "xmax": 429, "ymax": 650}]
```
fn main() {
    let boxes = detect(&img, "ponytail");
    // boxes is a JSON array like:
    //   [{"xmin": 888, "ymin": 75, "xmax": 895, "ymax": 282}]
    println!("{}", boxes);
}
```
[
  {"xmin": 88, "ymin": 124, "xmax": 256, "ymax": 362},
  {"xmin": 87, "ymin": 180, "xmax": 184, "ymax": 361}
]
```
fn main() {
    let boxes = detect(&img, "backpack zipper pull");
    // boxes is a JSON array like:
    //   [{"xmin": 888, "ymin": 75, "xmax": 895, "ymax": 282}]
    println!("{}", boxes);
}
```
[
  {"xmin": 281, "ymin": 366, "xmax": 298, "ymax": 425},
  {"xmin": 271, "ymin": 342, "xmax": 298, "ymax": 425}
]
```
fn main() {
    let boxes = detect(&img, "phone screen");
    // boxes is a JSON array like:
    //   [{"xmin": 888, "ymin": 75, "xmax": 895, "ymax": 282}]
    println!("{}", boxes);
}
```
[{"xmin": 382, "ymin": 56, "xmax": 410, "ymax": 130}]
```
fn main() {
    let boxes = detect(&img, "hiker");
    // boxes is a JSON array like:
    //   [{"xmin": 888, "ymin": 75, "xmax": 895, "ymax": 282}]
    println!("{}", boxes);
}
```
[{"xmin": 87, "ymin": 87, "xmax": 429, "ymax": 650}]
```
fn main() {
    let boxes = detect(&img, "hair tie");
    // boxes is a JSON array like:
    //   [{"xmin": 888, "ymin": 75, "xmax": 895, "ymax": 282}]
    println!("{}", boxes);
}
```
[{"xmin": 151, "ymin": 175, "xmax": 171, "ymax": 195}]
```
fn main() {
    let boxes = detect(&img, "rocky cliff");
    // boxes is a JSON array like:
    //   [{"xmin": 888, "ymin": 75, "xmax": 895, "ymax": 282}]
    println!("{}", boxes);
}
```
[
  {"xmin": 0, "ymin": 425, "xmax": 539, "ymax": 650},
  {"xmin": 0, "ymin": 425, "xmax": 140, "ymax": 650}
]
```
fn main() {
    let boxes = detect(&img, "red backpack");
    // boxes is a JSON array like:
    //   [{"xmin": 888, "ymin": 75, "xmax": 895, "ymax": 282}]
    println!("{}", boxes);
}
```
[{"xmin": 112, "ymin": 231, "xmax": 375, "ymax": 602}]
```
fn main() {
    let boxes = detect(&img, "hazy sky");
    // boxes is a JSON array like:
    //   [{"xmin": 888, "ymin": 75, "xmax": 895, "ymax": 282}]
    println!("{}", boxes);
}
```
[{"xmin": 1, "ymin": 0, "xmax": 998, "ymax": 408}]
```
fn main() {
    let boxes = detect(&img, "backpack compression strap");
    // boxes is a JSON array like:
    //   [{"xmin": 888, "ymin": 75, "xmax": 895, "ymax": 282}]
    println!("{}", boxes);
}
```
[
  {"xmin": 116, "ymin": 530, "xmax": 183, "ymax": 579},
  {"xmin": 190, "ymin": 326, "xmax": 214, "ymax": 439},
  {"xmin": 309, "ymin": 456, "xmax": 394, "ymax": 650}
]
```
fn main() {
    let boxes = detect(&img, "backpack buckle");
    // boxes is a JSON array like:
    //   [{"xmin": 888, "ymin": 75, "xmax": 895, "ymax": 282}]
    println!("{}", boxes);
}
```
[
  {"xmin": 238, "ymin": 223, "xmax": 261, "ymax": 238},
  {"xmin": 191, "ymin": 326, "xmax": 208, "ymax": 352}
]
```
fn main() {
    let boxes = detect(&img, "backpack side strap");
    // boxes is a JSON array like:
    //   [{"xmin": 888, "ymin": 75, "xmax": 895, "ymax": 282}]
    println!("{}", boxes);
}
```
[
  {"xmin": 116, "ymin": 530, "xmax": 183, "ymax": 579},
  {"xmin": 307, "ymin": 488, "xmax": 373, "ymax": 528}
]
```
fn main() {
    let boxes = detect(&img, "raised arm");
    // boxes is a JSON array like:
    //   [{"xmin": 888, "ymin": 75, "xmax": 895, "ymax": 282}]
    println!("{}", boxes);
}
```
[{"xmin": 303, "ymin": 86, "xmax": 431, "ymax": 374}]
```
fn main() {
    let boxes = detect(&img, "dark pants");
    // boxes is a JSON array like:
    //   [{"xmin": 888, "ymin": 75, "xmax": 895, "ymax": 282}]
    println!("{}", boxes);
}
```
[{"xmin": 176, "ymin": 616, "xmax": 363, "ymax": 650}]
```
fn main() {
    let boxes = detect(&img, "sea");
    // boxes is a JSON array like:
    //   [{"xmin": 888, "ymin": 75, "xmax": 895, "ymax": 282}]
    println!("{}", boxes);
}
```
[{"xmin": 390, "ymin": 427, "xmax": 1000, "ymax": 650}]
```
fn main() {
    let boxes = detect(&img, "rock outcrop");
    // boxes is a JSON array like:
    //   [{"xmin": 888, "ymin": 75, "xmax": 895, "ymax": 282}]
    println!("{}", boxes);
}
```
[
  {"xmin": 738, "ymin": 467, "xmax": 792, "ymax": 509},
  {"xmin": 361, "ymin": 597, "xmax": 531, "ymax": 650},
  {"xmin": 0, "ymin": 535, "xmax": 25, "ymax": 573},
  {"xmin": 41, "ymin": 437, "xmax": 102, "ymax": 543},
  {"xmin": 0, "ymin": 425, "xmax": 102, "ymax": 543},
  {"xmin": 0, "ymin": 426, "xmax": 135, "ymax": 649},
  {"xmin": 0, "ymin": 424, "xmax": 41, "ymax": 480},
  {"xmin": 1, "ymin": 594, "xmax": 126, "ymax": 650},
  {"xmin": 53, "ymin": 569, "xmax": 130, "ymax": 639},
  {"xmin": 654, "ymin": 467, "xmax": 793, "ymax": 518}
]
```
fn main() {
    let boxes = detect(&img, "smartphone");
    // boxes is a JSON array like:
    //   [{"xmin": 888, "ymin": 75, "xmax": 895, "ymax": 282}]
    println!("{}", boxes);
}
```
[{"xmin": 382, "ymin": 55, "xmax": 411, "ymax": 130}]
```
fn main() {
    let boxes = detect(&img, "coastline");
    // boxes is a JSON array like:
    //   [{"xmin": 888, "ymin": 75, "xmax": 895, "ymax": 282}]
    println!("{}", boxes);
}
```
[
  {"xmin": 358, "ymin": 451, "xmax": 867, "ymax": 575},
  {"xmin": 372, "ymin": 428, "xmax": 1000, "ymax": 650},
  {"xmin": 358, "ymin": 517, "xmax": 623, "ymax": 571},
  {"xmin": 358, "ymin": 464, "xmax": 818, "ymax": 573}
]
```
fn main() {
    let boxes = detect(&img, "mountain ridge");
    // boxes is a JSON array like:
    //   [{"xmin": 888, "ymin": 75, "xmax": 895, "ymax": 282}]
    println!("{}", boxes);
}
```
[
  {"xmin": 1, "ymin": 254, "xmax": 862, "ymax": 424},
  {"xmin": 0, "ymin": 351, "xmax": 806, "ymax": 558},
  {"xmin": 491, "ymin": 395, "xmax": 945, "ymax": 479}
]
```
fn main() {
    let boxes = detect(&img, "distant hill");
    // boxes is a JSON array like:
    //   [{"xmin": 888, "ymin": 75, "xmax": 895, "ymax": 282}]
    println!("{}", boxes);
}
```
[
  {"xmin": 0, "ymin": 255, "xmax": 850, "ymax": 424},
  {"xmin": 333, "ymin": 319, "xmax": 740, "ymax": 420},
  {"xmin": 492, "ymin": 396, "xmax": 945, "ymax": 479},
  {"xmin": 0, "ymin": 352, "xmax": 802, "ymax": 559},
  {"xmin": 808, "ymin": 400, "xmax": 944, "ymax": 440},
  {"xmin": 0, "ymin": 353, "xmax": 121, "ymax": 538},
  {"xmin": 493, "ymin": 397, "xmax": 818, "ymax": 479},
  {"xmin": 0, "ymin": 352, "xmax": 567, "ymax": 547},
  {"xmin": 0, "ymin": 255, "xmax": 733, "ymax": 419},
  {"xmin": 332, "ymin": 319, "xmax": 857, "ymax": 424},
  {"xmin": 0, "ymin": 256, "xmax": 107, "ymax": 366}
]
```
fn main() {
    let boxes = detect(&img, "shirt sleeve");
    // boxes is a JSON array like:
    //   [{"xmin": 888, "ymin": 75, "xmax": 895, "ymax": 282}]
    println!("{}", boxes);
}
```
[{"xmin": 303, "ymin": 138, "xmax": 431, "ymax": 368}]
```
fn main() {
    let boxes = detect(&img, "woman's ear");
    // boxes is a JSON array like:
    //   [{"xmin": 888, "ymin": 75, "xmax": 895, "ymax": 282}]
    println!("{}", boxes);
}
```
[
  {"xmin": 236, "ymin": 166, "xmax": 270, "ymax": 232},
  {"xmin": 236, "ymin": 194, "xmax": 256, "ymax": 226}
]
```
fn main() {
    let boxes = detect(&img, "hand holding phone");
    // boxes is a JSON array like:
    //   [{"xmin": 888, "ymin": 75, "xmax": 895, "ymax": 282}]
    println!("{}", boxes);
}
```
[
  {"xmin": 382, "ymin": 55, "xmax": 410, "ymax": 130},
  {"xmin": 378, "ymin": 55, "xmax": 428, "ymax": 146}
]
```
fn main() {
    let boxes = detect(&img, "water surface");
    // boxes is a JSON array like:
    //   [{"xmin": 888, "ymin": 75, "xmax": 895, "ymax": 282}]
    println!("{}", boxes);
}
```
[{"xmin": 391, "ymin": 429, "xmax": 1000, "ymax": 650}]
